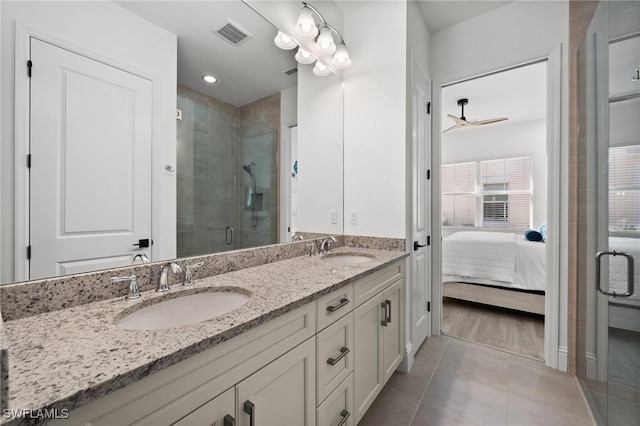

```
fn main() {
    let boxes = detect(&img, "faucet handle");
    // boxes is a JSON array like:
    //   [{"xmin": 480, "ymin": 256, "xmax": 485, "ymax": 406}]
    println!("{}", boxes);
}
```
[
  {"xmin": 110, "ymin": 275, "xmax": 140, "ymax": 299},
  {"xmin": 183, "ymin": 262, "xmax": 204, "ymax": 286},
  {"xmin": 133, "ymin": 253, "xmax": 150, "ymax": 264}
]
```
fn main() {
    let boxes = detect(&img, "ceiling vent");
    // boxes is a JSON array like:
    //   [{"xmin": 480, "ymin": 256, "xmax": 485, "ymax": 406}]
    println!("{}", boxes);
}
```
[
  {"xmin": 213, "ymin": 19, "xmax": 252, "ymax": 46},
  {"xmin": 285, "ymin": 68, "xmax": 298, "ymax": 76}
]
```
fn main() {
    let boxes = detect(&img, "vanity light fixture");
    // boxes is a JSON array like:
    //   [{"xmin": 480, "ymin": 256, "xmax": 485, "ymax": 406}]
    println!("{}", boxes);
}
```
[
  {"xmin": 274, "ymin": 31, "xmax": 297, "ymax": 50},
  {"xmin": 295, "ymin": 47, "xmax": 315, "ymax": 64},
  {"xmin": 294, "ymin": 6, "xmax": 319, "ymax": 40},
  {"xmin": 313, "ymin": 61, "xmax": 332, "ymax": 77},
  {"xmin": 273, "ymin": 1, "xmax": 352, "ymax": 76},
  {"xmin": 202, "ymin": 74, "xmax": 218, "ymax": 84}
]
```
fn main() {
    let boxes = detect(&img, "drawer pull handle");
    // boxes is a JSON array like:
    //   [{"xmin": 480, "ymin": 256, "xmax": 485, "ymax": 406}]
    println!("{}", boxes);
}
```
[
  {"xmin": 327, "ymin": 298, "xmax": 350, "ymax": 312},
  {"xmin": 336, "ymin": 409, "xmax": 351, "ymax": 426},
  {"xmin": 327, "ymin": 346, "xmax": 350, "ymax": 365},
  {"xmin": 243, "ymin": 400, "xmax": 255, "ymax": 426},
  {"xmin": 223, "ymin": 414, "xmax": 235, "ymax": 426},
  {"xmin": 385, "ymin": 299, "xmax": 392, "ymax": 323},
  {"xmin": 381, "ymin": 302, "xmax": 388, "ymax": 326}
]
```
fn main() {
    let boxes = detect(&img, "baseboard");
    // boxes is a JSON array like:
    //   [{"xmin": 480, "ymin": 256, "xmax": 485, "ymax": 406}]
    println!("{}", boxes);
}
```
[
  {"xmin": 586, "ymin": 352, "xmax": 598, "ymax": 380},
  {"xmin": 558, "ymin": 346, "xmax": 568, "ymax": 372}
]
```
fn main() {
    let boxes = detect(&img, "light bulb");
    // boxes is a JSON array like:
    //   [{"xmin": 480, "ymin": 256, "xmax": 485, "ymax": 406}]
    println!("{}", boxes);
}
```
[
  {"xmin": 331, "ymin": 44, "xmax": 352, "ymax": 69},
  {"xmin": 313, "ymin": 61, "xmax": 332, "ymax": 77},
  {"xmin": 315, "ymin": 27, "xmax": 336, "ymax": 55},
  {"xmin": 274, "ymin": 31, "xmax": 297, "ymax": 50},
  {"xmin": 202, "ymin": 75, "xmax": 218, "ymax": 83},
  {"xmin": 295, "ymin": 47, "xmax": 315, "ymax": 65},
  {"xmin": 294, "ymin": 8, "xmax": 318, "ymax": 40}
]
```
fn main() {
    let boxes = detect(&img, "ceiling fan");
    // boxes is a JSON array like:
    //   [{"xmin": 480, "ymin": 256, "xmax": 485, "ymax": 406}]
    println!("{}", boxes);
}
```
[{"xmin": 443, "ymin": 98, "xmax": 508, "ymax": 133}]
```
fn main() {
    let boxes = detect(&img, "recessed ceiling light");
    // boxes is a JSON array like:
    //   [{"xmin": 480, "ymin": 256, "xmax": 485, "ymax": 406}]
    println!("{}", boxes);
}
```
[{"xmin": 203, "ymin": 75, "xmax": 218, "ymax": 84}]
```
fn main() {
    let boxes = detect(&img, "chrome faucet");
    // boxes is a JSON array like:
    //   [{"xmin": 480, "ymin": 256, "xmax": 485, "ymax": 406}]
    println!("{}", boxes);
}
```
[
  {"xmin": 133, "ymin": 253, "xmax": 150, "ymax": 264},
  {"xmin": 320, "ymin": 236, "xmax": 339, "ymax": 253},
  {"xmin": 183, "ymin": 262, "xmax": 204, "ymax": 286},
  {"xmin": 291, "ymin": 232, "xmax": 304, "ymax": 241},
  {"xmin": 111, "ymin": 274, "xmax": 140, "ymax": 299},
  {"xmin": 157, "ymin": 261, "xmax": 182, "ymax": 292}
]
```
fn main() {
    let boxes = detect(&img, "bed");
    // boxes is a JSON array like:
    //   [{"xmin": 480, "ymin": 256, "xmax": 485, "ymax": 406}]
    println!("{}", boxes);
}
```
[{"xmin": 442, "ymin": 231, "xmax": 546, "ymax": 292}]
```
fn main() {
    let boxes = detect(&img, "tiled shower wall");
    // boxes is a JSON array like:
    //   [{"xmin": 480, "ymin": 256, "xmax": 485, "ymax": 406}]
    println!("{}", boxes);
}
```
[{"xmin": 176, "ymin": 86, "xmax": 279, "ymax": 257}]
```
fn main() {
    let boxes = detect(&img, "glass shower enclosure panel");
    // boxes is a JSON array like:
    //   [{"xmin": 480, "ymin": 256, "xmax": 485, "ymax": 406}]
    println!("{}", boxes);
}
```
[
  {"xmin": 176, "ymin": 89, "xmax": 278, "ymax": 257},
  {"xmin": 577, "ymin": 2, "xmax": 640, "ymax": 424}
]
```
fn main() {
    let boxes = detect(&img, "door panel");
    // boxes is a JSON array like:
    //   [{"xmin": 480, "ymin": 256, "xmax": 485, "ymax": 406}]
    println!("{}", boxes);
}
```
[
  {"xmin": 411, "ymin": 61, "xmax": 431, "ymax": 351},
  {"xmin": 29, "ymin": 38, "xmax": 152, "ymax": 279},
  {"xmin": 382, "ymin": 279, "xmax": 403, "ymax": 382}
]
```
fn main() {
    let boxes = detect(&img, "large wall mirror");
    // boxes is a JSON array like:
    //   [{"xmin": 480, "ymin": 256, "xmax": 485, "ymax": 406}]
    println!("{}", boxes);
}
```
[{"xmin": 0, "ymin": 0, "xmax": 344, "ymax": 285}]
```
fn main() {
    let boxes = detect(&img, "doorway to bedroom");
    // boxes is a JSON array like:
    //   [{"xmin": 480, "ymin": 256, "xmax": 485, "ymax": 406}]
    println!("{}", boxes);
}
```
[{"xmin": 440, "ymin": 62, "xmax": 548, "ymax": 360}]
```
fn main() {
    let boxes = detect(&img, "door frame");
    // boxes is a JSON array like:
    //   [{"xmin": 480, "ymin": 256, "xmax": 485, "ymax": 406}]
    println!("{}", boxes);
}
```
[
  {"xmin": 431, "ymin": 46, "xmax": 564, "ymax": 369},
  {"xmin": 12, "ymin": 23, "xmax": 168, "ymax": 281}
]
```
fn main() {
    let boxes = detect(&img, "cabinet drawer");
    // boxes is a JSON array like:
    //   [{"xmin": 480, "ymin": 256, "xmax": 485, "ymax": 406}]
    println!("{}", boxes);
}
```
[
  {"xmin": 354, "ymin": 262, "xmax": 403, "ymax": 307},
  {"xmin": 316, "ymin": 313, "xmax": 354, "ymax": 404},
  {"xmin": 316, "ymin": 284, "xmax": 354, "ymax": 331},
  {"xmin": 317, "ymin": 373, "xmax": 354, "ymax": 426}
]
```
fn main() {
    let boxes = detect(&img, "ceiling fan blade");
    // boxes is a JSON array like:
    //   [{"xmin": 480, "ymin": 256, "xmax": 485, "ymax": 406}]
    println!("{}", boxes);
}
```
[
  {"xmin": 469, "ymin": 117, "xmax": 508, "ymax": 126},
  {"xmin": 442, "ymin": 123, "xmax": 462, "ymax": 133},
  {"xmin": 446, "ymin": 114, "xmax": 467, "ymax": 125}
]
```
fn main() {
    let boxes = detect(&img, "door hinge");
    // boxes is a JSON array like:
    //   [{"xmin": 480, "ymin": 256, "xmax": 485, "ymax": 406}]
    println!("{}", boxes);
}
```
[
  {"xmin": 27, "ymin": 245, "xmax": 31, "ymax": 260},
  {"xmin": 426, "ymin": 169, "xmax": 431, "ymax": 180},
  {"xmin": 426, "ymin": 101, "xmax": 431, "ymax": 114},
  {"xmin": 27, "ymin": 154, "xmax": 31, "ymax": 169},
  {"xmin": 427, "ymin": 301, "xmax": 431, "ymax": 312},
  {"xmin": 27, "ymin": 60, "xmax": 33, "ymax": 77},
  {"xmin": 427, "ymin": 236, "xmax": 431, "ymax": 246}
]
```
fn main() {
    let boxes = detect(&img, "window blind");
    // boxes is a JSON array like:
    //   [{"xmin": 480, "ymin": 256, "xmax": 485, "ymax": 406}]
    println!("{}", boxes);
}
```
[
  {"xmin": 442, "ymin": 156, "xmax": 533, "ymax": 230},
  {"xmin": 442, "ymin": 162, "xmax": 476, "ymax": 227},
  {"xmin": 609, "ymin": 145, "xmax": 640, "ymax": 233}
]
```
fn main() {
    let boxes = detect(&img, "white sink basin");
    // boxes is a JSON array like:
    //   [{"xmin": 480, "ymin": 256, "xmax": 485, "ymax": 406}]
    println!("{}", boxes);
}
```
[
  {"xmin": 116, "ymin": 291, "xmax": 250, "ymax": 330},
  {"xmin": 321, "ymin": 252, "xmax": 375, "ymax": 265}
]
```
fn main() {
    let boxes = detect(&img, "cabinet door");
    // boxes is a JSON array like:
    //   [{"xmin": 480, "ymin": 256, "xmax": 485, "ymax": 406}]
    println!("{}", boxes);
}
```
[
  {"xmin": 354, "ymin": 293, "xmax": 384, "ymax": 424},
  {"xmin": 382, "ymin": 279, "xmax": 403, "ymax": 383},
  {"xmin": 317, "ymin": 373, "xmax": 354, "ymax": 426},
  {"xmin": 236, "ymin": 338, "xmax": 315, "ymax": 426},
  {"xmin": 172, "ymin": 388, "xmax": 235, "ymax": 426}
]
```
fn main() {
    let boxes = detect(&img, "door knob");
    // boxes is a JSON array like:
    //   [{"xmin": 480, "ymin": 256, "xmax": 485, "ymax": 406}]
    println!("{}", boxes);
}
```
[
  {"xmin": 414, "ymin": 241, "xmax": 426, "ymax": 251},
  {"xmin": 132, "ymin": 238, "xmax": 150, "ymax": 248}
]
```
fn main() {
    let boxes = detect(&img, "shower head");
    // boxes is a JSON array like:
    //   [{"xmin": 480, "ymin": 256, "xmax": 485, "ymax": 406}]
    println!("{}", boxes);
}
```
[{"xmin": 243, "ymin": 162, "xmax": 256, "ymax": 176}]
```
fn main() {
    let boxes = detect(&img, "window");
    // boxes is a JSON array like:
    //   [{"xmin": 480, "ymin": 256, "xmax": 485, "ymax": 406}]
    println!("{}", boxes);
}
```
[
  {"xmin": 609, "ymin": 145, "xmax": 640, "ymax": 234},
  {"xmin": 442, "ymin": 156, "xmax": 533, "ymax": 229}
]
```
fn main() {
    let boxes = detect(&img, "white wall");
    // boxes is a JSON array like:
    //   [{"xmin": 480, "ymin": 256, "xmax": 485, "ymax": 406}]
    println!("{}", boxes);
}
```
[
  {"xmin": 341, "ymin": 1, "xmax": 408, "ymax": 238},
  {"xmin": 0, "ymin": 1, "xmax": 177, "ymax": 283},
  {"xmin": 442, "ymin": 119, "xmax": 548, "ymax": 229},
  {"xmin": 296, "ymin": 66, "xmax": 344, "ymax": 234},
  {"xmin": 429, "ymin": 0, "xmax": 569, "ymax": 369},
  {"xmin": 279, "ymin": 86, "xmax": 298, "ymax": 241}
]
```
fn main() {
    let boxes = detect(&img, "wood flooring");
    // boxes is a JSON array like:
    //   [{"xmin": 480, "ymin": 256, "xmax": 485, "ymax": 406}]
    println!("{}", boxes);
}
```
[{"xmin": 442, "ymin": 297, "xmax": 545, "ymax": 360}]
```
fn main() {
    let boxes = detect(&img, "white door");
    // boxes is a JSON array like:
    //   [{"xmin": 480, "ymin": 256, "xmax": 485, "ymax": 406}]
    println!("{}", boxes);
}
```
[
  {"xmin": 410, "ymin": 62, "xmax": 431, "ymax": 351},
  {"xmin": 29, "ymin": 38, "xmax": 152, "ymax": 279}
]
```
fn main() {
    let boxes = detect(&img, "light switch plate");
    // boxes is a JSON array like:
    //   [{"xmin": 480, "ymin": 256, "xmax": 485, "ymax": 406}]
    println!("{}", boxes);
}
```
[
  {"xmin": 350, "ymin": 210, "xmax": 358, "ymax": 225},
  {"xmin": 331, "ymin": 210, "xmax": 338, "ymax": 224}
]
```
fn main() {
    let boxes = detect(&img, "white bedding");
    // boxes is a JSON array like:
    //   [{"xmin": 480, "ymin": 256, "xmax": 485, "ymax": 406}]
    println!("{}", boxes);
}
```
[{"xmin": 443, "ymin": 231, "xmax": 546, "ymax": 292}]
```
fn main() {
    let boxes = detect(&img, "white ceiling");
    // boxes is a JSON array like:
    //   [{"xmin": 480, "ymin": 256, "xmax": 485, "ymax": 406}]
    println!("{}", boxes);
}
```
[
  {"xmin": 116, "ymin": 1, "xmax": 298, "ymax": 107},
  {"xmin": 441, "ymin": 61, "xmax": 547, "ymax": 131},
  {"xmin": 417, "ymin": 0, "xmax": 513, "ymax": 33}
]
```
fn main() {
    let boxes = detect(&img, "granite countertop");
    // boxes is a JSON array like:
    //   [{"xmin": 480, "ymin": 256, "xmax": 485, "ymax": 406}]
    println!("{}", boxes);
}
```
[{"xmin": 1, "ymin": 247, "xmax": 407, "ymax": 421}]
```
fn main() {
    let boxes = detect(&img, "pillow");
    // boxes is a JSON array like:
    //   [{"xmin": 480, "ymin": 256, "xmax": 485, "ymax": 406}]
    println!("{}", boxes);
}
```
[
  {"xmin": 525, "ymin": 229, "xmax": 543, "ymax": 242},
  {"xmin": 538, "ymin": 221, "xmax": 547, "ymax": 242}
]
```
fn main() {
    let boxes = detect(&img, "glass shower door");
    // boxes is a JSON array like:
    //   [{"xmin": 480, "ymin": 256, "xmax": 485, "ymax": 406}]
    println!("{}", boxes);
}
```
[{"xmin": 578, "ymin": 2, "xmax": 640, "ymax": 424}]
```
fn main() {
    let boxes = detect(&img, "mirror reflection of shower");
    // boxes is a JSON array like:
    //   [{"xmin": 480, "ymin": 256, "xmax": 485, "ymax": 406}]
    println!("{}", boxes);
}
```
[{"xmin": 243, "ymin": 162, "xmax": 258, "ymax": 227}]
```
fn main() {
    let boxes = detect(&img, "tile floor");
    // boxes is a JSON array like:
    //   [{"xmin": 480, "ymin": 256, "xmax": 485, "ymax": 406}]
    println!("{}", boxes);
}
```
[{"xmin": 359, "ymin": 335, "xmax": 595, "ymax": 426}]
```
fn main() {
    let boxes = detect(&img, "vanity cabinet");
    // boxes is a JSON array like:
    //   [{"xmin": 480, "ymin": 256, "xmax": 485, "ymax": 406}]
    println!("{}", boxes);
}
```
[
  {"xmin": 55, "ymin": 260, "xmax": 404, "ymax": 426},
  {"xmin": 353, "ymin": 267, "xmax": 404, "ymax": 424}
]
